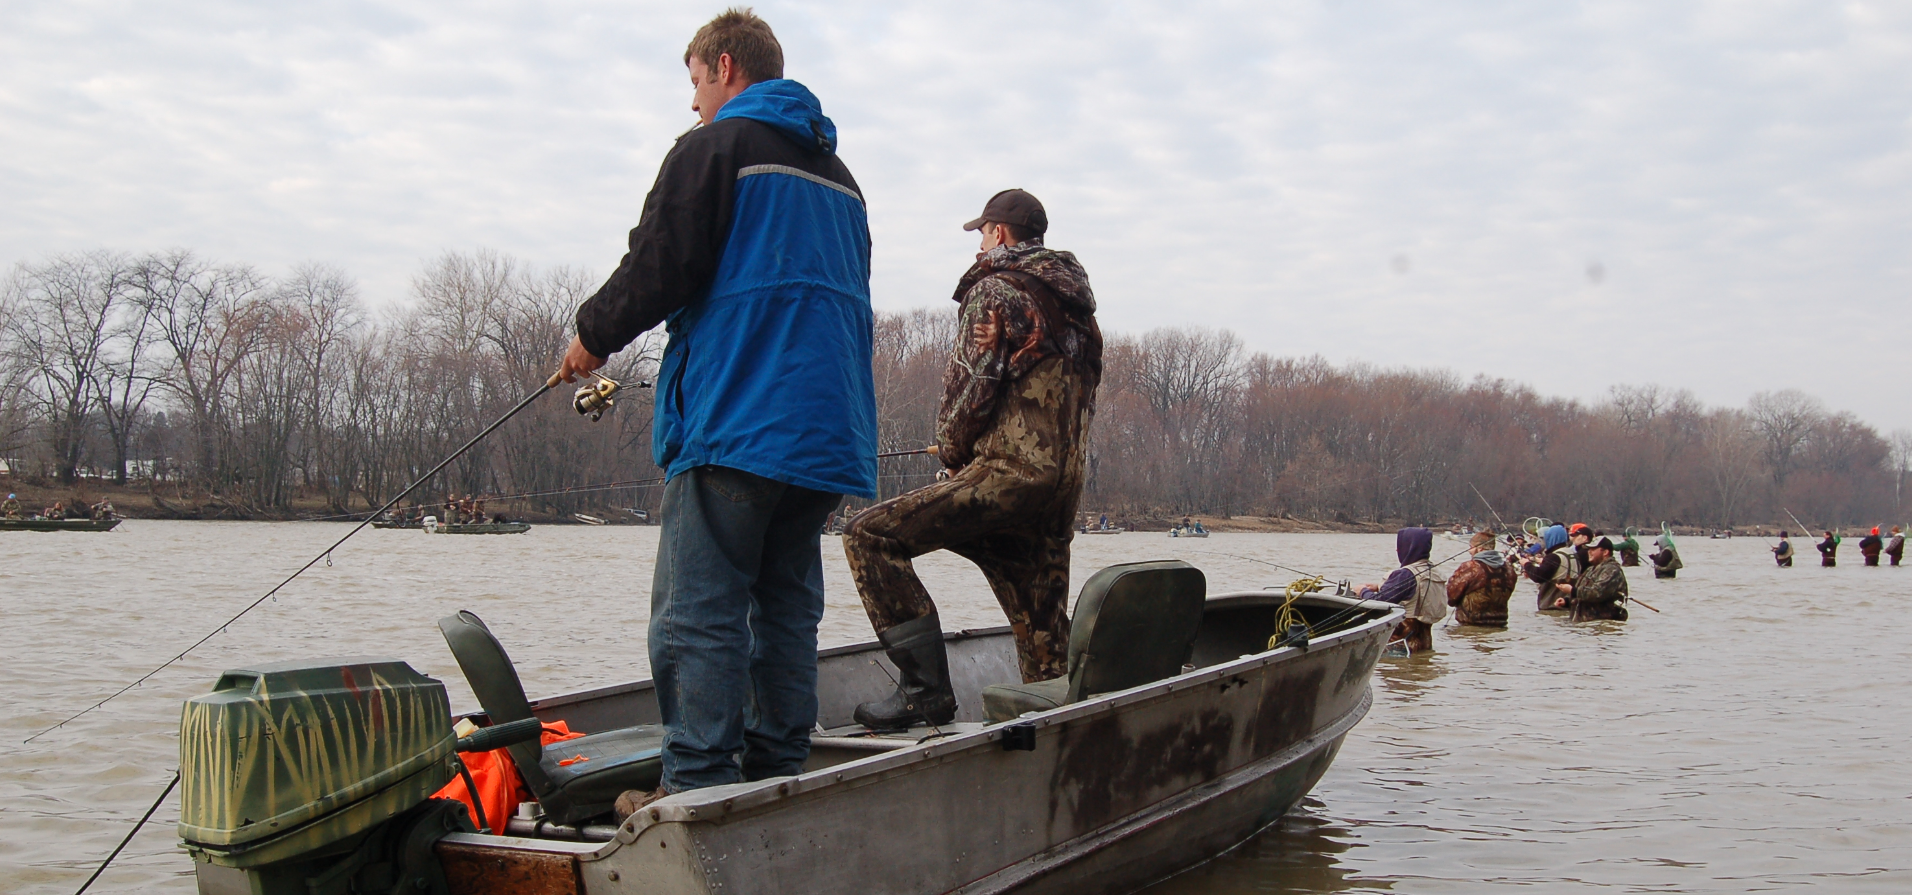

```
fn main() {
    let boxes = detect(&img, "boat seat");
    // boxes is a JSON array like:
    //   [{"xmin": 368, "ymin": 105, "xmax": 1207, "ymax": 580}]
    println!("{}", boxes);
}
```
[
  {"xmin": 981, "ymin": 560, "xmax": 1206, "ymax": 723},
  {"xmin": 439, "ymin": 611, "xmax": 663, "ymax": 825}
]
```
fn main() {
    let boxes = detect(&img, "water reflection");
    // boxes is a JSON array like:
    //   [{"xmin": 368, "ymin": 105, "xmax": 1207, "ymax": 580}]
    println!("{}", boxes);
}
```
[
  {"xmin": 1159, "ymin": 799, "xmax": 1393, "ymax": 894},
  {"xmin": 1373, "ymin": 651, "xmax": 1449, "ymax": 695}
]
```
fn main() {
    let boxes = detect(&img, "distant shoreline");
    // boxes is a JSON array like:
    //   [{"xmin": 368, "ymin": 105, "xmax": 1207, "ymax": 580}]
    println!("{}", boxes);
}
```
[{"xmin": 2, "ymin": 478, "xmax": 1816, "ymax": 538}]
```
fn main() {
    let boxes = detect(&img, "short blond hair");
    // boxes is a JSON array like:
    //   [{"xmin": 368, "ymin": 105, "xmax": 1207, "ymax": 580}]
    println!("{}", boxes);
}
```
[{"xmin": 685, "ymin": 8, "xmax": 783, "ymax": 83}]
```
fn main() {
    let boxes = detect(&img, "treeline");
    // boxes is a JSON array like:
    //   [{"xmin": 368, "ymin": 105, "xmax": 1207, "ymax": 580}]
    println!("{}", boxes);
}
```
[
  {"xmin": 3, "ymin": 249, "xmax": 1907, "ymax": 528},
  {"xmin": 0, "ymin": 249, "xmax": 660, "ymax": 517}
]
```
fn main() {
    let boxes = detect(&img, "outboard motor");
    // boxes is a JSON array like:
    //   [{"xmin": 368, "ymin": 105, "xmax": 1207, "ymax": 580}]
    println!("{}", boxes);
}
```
[{"xmin": 177, "ymin": 658, "xmax": 470, "ymax": 895}]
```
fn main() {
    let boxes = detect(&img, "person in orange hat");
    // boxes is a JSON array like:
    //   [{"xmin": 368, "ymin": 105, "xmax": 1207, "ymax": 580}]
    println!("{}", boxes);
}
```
[
  {"xmin": 1859, "ymin": 527, "xmax": 1884, "ymax": 566},
  {"xmin": 1568, "ymin": 523, "xmax": 1595, "ymax": 570}
]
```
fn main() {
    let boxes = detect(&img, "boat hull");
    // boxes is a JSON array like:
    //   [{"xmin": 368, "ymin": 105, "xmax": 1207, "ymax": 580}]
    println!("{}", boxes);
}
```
[
  {"xmin": 0, "ymin": 517, "xmax": 120, "ymax": 532},
  {"xmin": 423, "ymin": 592, "xmax": 1397, "ymax": 895},
  {"xmin": 427, "ymin": 522, "xmax": 531, "ymax": 535}
]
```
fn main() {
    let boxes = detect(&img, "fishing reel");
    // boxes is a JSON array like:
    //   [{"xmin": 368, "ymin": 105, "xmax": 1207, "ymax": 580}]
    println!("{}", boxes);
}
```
[{"xmin": 573, "ymin": 375, "xmax": 621, "ymax": 422}]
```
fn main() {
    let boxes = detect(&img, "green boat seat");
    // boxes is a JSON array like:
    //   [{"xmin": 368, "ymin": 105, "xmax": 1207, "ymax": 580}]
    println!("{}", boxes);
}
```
[
  {"xmin": 981, "ymin": 560, "xmax": 1207, "ymax": 723},
  {"xmin": 439, "ymin": 611, "xmax": 663, "ymax": 825}
]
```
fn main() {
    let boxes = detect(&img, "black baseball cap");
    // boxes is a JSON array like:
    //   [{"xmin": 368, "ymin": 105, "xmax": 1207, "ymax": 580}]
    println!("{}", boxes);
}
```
[{"xmin": 963, "ymin": 189, "xmax": 1048, "ymax": 235}]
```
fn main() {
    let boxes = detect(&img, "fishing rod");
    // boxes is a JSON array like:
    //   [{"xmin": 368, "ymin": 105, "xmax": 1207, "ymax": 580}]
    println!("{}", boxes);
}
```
[
  {"xmin": 304, "ymin": 446, "xmax": 942, "ymax": 522},
  {"xmin": 1468, "ymin": 482, "xmax": 1510, "ymax": 533},
  {"xmin": 1783, "ymin": 507, "xmax": 1818, "ymax": 542},
  {"xmin": 26, "ymin": 371, "xmax": 602, "ymax": 745},
  {"xmin": 71, "ymin": 771, "xmax": 179, "ymax": 895},
  {"xmin": 300, "ymin": 476, "xmax": 672, "ymax": 521}
]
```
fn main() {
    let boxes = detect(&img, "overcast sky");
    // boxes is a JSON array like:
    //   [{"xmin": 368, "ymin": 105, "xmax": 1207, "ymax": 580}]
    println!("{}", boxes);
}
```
[{"xmin": 4, "ymin": 1, "xmax": 1908, "ymax": 430}]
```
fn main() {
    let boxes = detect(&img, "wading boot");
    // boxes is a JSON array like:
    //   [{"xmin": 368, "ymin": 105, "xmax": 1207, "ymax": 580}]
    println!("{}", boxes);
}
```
[{"xmin": 854, "ymin": 613, "xmax": 958, "ymax": 730}]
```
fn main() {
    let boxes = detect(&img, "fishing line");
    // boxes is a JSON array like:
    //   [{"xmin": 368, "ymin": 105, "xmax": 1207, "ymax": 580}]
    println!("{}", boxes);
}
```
[
  {"xmin": 299, "ymin": 448, "xmax": 939, "ymax": 521},
  {"xmin": 71, "ymin": 770, "xmax": 178, "ymax": 895},
  {"xmin": 25, "ymin": 376, "xmax": 565, "ymax": 744}
]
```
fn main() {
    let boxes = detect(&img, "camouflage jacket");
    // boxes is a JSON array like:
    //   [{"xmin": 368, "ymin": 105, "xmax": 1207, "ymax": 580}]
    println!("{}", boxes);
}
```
[
  {"xmin": 937, "ymin": 242, "xmax": 1102, "ymax": 475},
  {"xmin": 1571, "ymin": 557, "xmax": 1628, "ymax": 608}
]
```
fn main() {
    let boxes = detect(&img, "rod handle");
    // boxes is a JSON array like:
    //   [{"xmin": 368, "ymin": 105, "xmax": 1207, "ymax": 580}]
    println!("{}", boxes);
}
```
[{"xmin": 457, "ymin": 716, "xmax": 545, "ymax": 753}]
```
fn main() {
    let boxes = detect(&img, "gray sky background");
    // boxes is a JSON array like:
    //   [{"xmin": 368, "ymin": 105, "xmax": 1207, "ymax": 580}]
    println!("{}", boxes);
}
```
[{"xmin": 4, "ymin": 2, "xmax": 1908, "ymax": 430}]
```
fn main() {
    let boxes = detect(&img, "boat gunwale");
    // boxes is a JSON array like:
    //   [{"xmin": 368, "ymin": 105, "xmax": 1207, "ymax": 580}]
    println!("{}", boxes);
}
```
[
  {"xmin": 514, "ymin": 591, "xmax": 1396, "ymax": 717},
  {"xmin": 948, "ymin": 686, "xmax": 1375, "ymax": 895},
  {"xmin": 570, "ymin": 592, "xmax": 1401, "ymax": 860}
]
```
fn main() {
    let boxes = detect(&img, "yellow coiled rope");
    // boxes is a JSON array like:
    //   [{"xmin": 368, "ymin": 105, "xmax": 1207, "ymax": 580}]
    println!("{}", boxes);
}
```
[{"xmin": 1267, "ymin": 575, "xmax": 1328, "ymax": 650}]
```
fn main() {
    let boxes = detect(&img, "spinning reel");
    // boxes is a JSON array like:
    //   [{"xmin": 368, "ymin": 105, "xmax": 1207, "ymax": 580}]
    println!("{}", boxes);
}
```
[{"xmin": 573, "ymin": 375, "xmax": 623, "ymax": 421}]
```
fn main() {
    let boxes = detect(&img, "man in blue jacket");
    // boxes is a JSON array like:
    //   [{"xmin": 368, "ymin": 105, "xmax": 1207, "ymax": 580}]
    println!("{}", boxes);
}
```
[{"xmin": 558, "ymin": 9, "xmax": 877, "ymax": 808}]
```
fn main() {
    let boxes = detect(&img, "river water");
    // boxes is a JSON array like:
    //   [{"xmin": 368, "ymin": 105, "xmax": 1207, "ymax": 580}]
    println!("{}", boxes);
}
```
[{"xmin": 2, "ymin": 523, "xmax": 1906, "ymax": 893}]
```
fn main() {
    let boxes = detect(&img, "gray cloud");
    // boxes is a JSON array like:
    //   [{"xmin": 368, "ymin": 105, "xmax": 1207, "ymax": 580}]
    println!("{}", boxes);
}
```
[{"xmin": 4, "ymin": 1, "xmax": 1908, "ymax": 427}]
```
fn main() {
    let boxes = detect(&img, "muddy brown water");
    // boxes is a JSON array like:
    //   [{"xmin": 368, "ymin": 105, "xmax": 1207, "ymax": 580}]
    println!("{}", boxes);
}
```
[{"xmin": 2, "ymin": 524, "xmax": 1907, "ymax": 893}]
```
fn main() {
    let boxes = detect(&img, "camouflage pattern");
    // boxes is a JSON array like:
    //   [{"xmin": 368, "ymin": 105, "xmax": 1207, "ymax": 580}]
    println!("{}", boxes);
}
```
[
  {"xmin": 936, "ymin": 241, "xmax": 1100, "ymax": 472},
  {"xmin": 846, "ymin": 241, "xmax": 1100, "ymax": 684},
  {"xmin": 1446, "ymin": 555, "xmax": 1517, "ymax": 627},
  {"xmin": 178, "ymin": 659, "xmax": 455, "ymax": 867},
  {"xmin": 1569, "ymin": 556, "xmax": 1629, "ymax": 621}
]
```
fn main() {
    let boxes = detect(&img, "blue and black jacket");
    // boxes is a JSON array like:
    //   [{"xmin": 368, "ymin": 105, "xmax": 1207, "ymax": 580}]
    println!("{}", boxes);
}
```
[{"xmin": 577, "ymin": 80, "xmax": 877, "ymax": 498}]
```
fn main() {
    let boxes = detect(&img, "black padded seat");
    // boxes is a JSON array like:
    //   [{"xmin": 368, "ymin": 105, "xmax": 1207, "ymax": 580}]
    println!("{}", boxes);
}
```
[
  {"xmin": 439, "ymin": 611, "xmax": 663, "ymax": 824},
  {"xmin": 982, "ymin": 560, "xmax": 1206, "ymax": 723}
]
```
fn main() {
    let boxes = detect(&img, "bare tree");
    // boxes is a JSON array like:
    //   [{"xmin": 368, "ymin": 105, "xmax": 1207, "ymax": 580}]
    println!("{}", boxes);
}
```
[
  {"xmin": 1698, "ymin": 410, "xmax": 1760, "ymax": 526},
  {"xmin": 130, "ymin": 250, "xmax": 274, "ymax": 493},
  {"xmin": 1890, "ymin": 429, "xmax": 1912, "ymax": 520},
  {"xmin": 1, "ymin": 252, "xmax": 132, "ymax": 482},
  {"xmin": 1747, "ymin": 389, "xmax": 1824, "ymax": 488}
]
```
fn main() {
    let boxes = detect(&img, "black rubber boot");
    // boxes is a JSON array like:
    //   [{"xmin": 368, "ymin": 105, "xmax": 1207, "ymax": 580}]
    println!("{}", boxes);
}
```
[{"xmin": 854, "ymin": 613, "xmax": 958, "ymax": 730}]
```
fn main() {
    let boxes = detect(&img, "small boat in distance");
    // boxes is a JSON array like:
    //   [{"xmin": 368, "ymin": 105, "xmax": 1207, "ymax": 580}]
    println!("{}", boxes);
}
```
[
  {"xmin": 421, "ymin": 515, "xmax": 531, "ymax": 535},
  {"xmin": 0, "ymin": 516, "xmax": 120, "ymax": 532},
  {"xmin": 573, "ymin": 513, "xmax": 607, "ymax": 525}
]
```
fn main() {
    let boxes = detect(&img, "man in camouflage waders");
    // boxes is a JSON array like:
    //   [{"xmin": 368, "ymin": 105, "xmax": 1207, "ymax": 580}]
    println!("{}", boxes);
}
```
[{"xmin": 844, "ymin": 189, "xmax": 1102, "ymax": 729}]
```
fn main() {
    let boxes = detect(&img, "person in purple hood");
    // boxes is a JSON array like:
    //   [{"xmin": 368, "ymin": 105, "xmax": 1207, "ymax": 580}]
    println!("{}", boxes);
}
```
[{"xmin": 1373, "ymin": 527, "xmax": 1447, "ymax": 653}]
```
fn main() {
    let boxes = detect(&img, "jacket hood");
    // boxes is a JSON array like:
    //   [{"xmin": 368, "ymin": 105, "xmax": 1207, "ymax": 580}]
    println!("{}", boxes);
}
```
[
  {"xmin": 714, "ymin": 79, "xmax": 838, "ymax": 153},
  {"xmin": 956, "ymin": 242, "xmax": 1097, "ymax": 313},
  {"xmin": 1396, "ymin": 527, "xmax": 1433, "ymax": 566},
  {"xmin": 1472, "ymin": 549, "xmax": 1507, "ymax": 569},
  {"xmin": 1542, "ymin": 524, "xmax": 1569, "ymax": 551}
]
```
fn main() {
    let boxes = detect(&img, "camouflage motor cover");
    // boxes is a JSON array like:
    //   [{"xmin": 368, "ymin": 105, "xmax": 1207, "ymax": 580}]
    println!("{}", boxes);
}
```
[{"xmin": 178, "ymin": 658, "xmax": 456, "ymax": 865}]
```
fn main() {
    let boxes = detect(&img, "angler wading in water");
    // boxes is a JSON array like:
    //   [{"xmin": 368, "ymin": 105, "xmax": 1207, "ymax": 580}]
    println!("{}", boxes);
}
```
[
  {"xmin": 1860, "ymin": 527, "xmax": 1883, "ymax": 566},
  {"xmin": 1773, "ymin": 531, "xmax": 1795, "ymax": 567},
  {"xmin": 844, "ymin": 188, "xmax": 1102, "ymax": 729},
  {"xmin": 1888, "ymin": 526, "xmax": 1905, "ymax": 567},
  {"xmin": 1614, "ymin": 528, "xmax": 1642, "ymax": 567},
  {"xmin": 1650, "ymin": 530, "xmax": 1683, "ymax": 579},
  {"xmin": 1447, "ymin": 530, "xmax": 1517, "ymax": 627},
  {"xmin": 1368, "ymin": 527, "xmax": 1446, "ymax": 652},
  {"xmin": 1817, "ymin": 531, "xmax": 1840, "ymax": 567},
  {"xmin": 1556, "ymin": 536, "xmax": 1629, "ymax": 621},
  {"xmin": 557, "ymin": 10, "xmax": 877, "ymax": 813},
  {"xmin": 1523, "ymin": 524, "xmax": 1578, "ymax": 610}
]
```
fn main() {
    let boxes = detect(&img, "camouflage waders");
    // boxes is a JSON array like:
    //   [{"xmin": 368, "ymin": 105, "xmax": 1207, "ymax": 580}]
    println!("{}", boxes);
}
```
[
  {"xmin": 846, "ymin": 241, "xmax": 1100, "ymax": 685},
  {"xmin": 845, "ymin": 359, "xmax": 1091, "ymax": 683}
]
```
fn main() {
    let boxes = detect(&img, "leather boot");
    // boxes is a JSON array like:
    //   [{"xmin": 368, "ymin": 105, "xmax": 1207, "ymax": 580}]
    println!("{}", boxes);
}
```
[{"xmin": 854, "ymin": 613, "xmax": 958, "ymax": 730}]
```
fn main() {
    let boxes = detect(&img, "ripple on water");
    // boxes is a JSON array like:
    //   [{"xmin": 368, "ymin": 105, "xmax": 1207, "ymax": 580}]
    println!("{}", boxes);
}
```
[{"xmin": 2, "ymin": 526, "xmax": 1909, "ymax": 893}]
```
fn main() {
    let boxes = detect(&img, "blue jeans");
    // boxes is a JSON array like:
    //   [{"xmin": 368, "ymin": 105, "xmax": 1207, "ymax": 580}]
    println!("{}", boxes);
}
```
[{"xmin": 650, "ymin": 465, "xmax": 841, "ymax": 792}]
